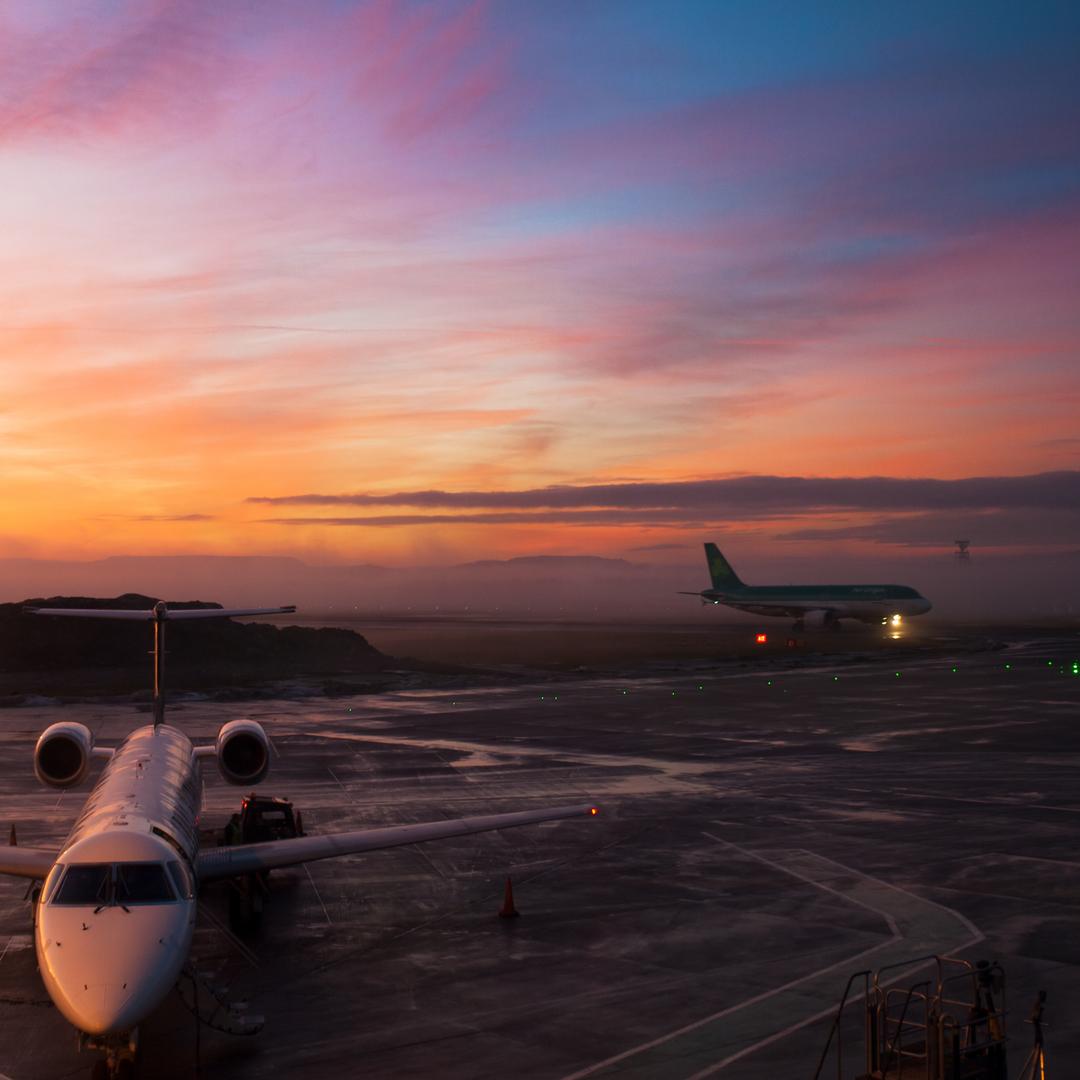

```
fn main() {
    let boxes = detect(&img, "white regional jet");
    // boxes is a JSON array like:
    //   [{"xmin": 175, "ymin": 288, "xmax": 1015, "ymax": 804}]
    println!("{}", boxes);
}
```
[{"xmin": 0, "ymin": 602, "xmax": 598, "ymax": 1079}]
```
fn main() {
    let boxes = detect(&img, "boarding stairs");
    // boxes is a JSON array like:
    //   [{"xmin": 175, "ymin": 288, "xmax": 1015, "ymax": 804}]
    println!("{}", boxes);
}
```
[{"xmin": 813, "ymin": 955, "xmax": 1045, "ymax": 1080}]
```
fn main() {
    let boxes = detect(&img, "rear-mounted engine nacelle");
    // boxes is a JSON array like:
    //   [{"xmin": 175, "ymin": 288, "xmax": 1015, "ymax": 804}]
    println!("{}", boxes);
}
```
[
  {"xmin": 216, "ymin": 719, "xmax": 270, "ymax": 786},
  {"xmin": 34, "ymin": 722, "xmax": 94, "ymax": 788},
  {"xmin": 803, "ymin": 609, "xmax": 832, "ymax": 629}
]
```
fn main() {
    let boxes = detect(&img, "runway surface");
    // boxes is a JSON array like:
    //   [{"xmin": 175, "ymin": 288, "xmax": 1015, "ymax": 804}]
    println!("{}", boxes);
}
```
[{"xmin": 0, "ymin": 628, "xmax": 1078, "ymax": 1078}]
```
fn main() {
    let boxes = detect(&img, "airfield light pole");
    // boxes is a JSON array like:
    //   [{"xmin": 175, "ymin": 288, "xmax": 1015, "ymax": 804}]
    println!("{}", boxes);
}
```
[{"xmin": 955, "ymin": 539, "xmax": 971, "ymax": 562}]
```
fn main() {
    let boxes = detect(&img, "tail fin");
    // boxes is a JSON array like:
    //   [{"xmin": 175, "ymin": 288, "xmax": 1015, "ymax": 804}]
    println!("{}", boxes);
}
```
[{"xmin": 704, "ymin": 543, "xmax": 746, "ymax": 592}]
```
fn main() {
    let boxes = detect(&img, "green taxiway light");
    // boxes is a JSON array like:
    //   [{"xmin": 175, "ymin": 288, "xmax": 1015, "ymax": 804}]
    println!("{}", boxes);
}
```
[
  {"xmin": 952, "ymin": 667, "xmax": 957, "ymax": 672},
  {"xmin": 767, "ymin": 680, "xmax": 772, "ymax": 686},
  {"xmin": 833, "ymin": 676, "xmax": 839, "ymax": 681},
  {"xmin": 895, "ymin": 672, "xmax": 901, "ymax": 678}
]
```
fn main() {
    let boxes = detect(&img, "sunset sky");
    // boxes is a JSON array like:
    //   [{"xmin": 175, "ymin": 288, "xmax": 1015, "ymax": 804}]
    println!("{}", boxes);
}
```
[{"xmin": 2, "ymin": 1, "xmax": 1078, "ymax": 566}]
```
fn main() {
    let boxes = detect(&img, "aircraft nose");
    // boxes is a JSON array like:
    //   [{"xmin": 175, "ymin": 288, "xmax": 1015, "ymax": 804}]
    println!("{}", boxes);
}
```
[
  {"xmin": 73, "ymin": 982, "xmax": 140, "ymax": 1036},
  {"xmin": 38, "ymin": 903, "xmax": 192, "ymax": 1035},
  {"xmin": 62, "ymin": 946, "xmax": 185, "ymax": 1035}
]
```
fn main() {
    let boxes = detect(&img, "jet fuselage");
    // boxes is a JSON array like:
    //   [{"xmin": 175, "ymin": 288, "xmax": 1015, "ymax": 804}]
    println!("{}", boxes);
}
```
[
  {"xmin": 700, "ymin": 584, "xmax": 932, "ymax": 623},
  {"xmin": 36, "ymin": 725, "xmax": 200, "ymax": 1035},
  {"xmin": 688, "ymin": 543, "xmax": 932, "ymax": 626}
]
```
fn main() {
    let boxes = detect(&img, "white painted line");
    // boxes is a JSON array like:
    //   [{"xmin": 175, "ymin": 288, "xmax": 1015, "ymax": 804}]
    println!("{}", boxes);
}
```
[
  {"xmin": 560, "ymin": 841, "xmax": 901, "ymax": 1080},
  {"xmin": 704, "ymin": 835, "xmax": 901, "ymax": 937},
  {"xmin": 304, "ymin": 864, "xmax": 333, "ymax": 925},
  {"xmin": 888, "ymin": 787, "xmax": 1080, "ymax": 815},
  {"xmin": 560, "ymin": 838, "xmax": 983, "ymax": 1080},
  {"xmin": 327, "ymin": 766, "xmax": 349, "ymax": 794},
  {"xmin": 989, "ymin": 852, "xmax": 1080, "ymax": 869},
  {"xmin": 807, "ymin": 850, "xmax": 983, "ymax": 943},
  {"xmin": 560, "ymin": 934, "xmax": 898, "ymax": 1080},
  {"xmin": 686, "ymin": 845, "xmax": 984, "ymax": 1078},
  {"xmin": 684, "ymin": 960, "xmax": 933, "ymax": 1080},
  {"xmin": 197, "ymin": 902, "xmax": 260, "ymax": 969}
]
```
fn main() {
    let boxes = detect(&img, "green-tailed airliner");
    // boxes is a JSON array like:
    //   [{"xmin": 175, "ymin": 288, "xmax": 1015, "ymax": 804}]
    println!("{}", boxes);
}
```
[{"xmin": 683, "ymin": 543, "xmax": 932, "ymax": 630}]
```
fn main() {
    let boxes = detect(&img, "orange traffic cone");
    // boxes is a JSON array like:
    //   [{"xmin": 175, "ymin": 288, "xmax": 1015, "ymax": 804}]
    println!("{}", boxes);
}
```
[
  {"xmin": 498, "ymin": 876, "xmax": 519, "ymax": 918},
  {"xmin": 8, "ymin": 824, "xmax": 15, "ymax": 847}
]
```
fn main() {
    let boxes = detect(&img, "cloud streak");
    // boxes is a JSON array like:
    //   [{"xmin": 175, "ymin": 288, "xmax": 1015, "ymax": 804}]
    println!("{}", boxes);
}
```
[{"xmin": 251, "ymin": 471, "xmax": 1080, "ymax": 514}]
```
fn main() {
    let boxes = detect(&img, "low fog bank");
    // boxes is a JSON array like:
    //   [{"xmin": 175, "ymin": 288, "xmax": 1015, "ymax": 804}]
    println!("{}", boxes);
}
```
[{"xmin": 0, "ymin": 550, "xmax": 1077, "ymax": 623}]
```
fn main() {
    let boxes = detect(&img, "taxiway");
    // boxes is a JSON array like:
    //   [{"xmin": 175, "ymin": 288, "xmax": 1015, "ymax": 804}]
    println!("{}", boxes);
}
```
[{"xmin": 1, "ymin": 629, "xmax": 1078, "ymax": 1077}]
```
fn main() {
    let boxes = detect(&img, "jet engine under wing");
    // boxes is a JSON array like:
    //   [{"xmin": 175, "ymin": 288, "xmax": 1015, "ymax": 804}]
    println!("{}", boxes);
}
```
[
  {"xmin": 0, "ymin": 846, "xmax": 58, "ymax": 880},
  {"xmin": 197, "ymin": 803, "xmax": 597, "ymax": 883}
]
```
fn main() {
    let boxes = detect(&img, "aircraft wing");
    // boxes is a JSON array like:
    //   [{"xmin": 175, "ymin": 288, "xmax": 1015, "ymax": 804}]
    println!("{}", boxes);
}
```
[
  {"xmin": 29, "ymin": 606, "xmax": 295, "ymax": 620},
  {"xmin": 155, "ymin": 607, "xmax": 296, "ymax": 620},
  {"xmin": 0, "ymin": 846, "xmax": 58, "ymax": 880},
  {"xmin": 197, "ymin": 803, "xmax": 597, "ymax": 883}
]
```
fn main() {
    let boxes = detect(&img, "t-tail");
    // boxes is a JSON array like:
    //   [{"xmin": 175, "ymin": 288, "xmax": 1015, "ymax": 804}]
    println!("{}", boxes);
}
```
[
  {"xmin": 27, "ymin": 601, "xmax": 295, "ymax": 726},
  {"xmin": 704, "ymin": 543, "xmax": 747, "ymax": 593}
]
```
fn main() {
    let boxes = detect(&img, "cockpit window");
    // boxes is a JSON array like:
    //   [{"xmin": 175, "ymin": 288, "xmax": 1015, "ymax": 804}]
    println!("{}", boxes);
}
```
[
  {"xmin": 116, "ymin": 863, "xmax": 176, "ymax": 904},
  {"xmin": 52, "ymin": 862, "xmax": 176, "ymax": 906},
  {"xmin": 54, "ymin": 864, "xmax": 111, "ymax": 905},
  {"xmin": 167, "ymin": 860, "xmax": 195, "ymax": 900}
]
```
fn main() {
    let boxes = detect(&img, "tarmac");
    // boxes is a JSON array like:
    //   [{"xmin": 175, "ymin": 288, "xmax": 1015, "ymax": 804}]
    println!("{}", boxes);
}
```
[{"xmin": 0, "ymin": 624, "xmax": 1078, "ymax": 1078}]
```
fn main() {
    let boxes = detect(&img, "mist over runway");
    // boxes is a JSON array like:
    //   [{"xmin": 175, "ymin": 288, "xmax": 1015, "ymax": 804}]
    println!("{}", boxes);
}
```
[{"xmin": 1, "ymin": 627, "xmax": 1077, "ymax": 1077}]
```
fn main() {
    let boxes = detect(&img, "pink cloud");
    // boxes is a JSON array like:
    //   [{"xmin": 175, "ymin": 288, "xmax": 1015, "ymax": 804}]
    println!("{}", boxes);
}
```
[{"xmin": 0, "ymin": 0, "xmax": 238, "ymax": 144}]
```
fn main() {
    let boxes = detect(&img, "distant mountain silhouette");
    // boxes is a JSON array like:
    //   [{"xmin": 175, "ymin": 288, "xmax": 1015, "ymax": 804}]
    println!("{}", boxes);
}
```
[
  {"xmin": 459, "ymin": 555, "xmax": 632, "ymax": 569},
  {"xmin": 0, "ymin": 595, "xmax": 389, "ymax": 695},
  {"xmin": 1, "ymin": 549, "xmax": 1077, "ymax": 619}
]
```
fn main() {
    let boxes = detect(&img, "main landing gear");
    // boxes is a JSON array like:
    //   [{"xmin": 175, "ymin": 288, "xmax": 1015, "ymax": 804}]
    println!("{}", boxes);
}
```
[{"xmin": 220, "ymin": 793, "xmax": 305, "ymax": 932}]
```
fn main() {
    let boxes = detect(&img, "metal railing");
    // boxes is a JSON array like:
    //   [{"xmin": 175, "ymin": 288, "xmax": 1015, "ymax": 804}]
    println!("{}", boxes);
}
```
[
  {"xmin": 881, "ymin": 982, "xmax": 931, "ymax": 1078},
  {"xmin": 811, "ymin": 969, "xmax": 871, "ymax": 1080},
  {"xmin": 812, "ymin": 955, "xmax": 1011, "ymax": 1080}
]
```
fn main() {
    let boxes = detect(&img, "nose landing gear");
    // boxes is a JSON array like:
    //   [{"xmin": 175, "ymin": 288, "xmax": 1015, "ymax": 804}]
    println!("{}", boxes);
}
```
[{"xmin": 83, "ymin": 1029, "xmax": 138, "ymax": 1080}]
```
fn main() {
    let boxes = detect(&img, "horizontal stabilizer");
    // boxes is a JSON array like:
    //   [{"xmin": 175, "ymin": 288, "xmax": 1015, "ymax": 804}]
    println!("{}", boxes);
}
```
[
  {"xmin": 198, "ymin": 803, "xmax": 598, "ymax": 883},
  {"xmin": 28, "ymin": 606, "xmax": 295, "ymax": 621}
]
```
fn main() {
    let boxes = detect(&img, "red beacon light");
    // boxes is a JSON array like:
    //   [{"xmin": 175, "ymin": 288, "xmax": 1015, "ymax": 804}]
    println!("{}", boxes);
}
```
[{"xmin": 755, "ymin": 633, "xmax": 768, "ymax": 644}]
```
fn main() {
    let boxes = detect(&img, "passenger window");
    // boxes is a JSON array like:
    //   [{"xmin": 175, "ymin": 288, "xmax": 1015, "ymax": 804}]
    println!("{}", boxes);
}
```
[
  {"xmin": 116, "ymin": 863, "xmax": 176, "ymax": 904},
  {"xmin": 54, "ymin": 864, "xmax": 110, "ymax": 905}
]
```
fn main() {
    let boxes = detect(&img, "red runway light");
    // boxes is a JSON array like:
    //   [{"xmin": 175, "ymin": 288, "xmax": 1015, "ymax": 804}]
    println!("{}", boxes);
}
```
[{"xmin": 755, "ymin": 633, "xmax": 767, "ymax": 644}]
